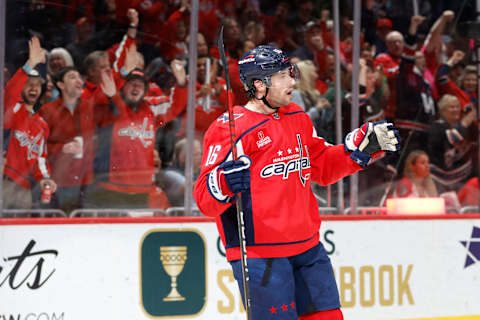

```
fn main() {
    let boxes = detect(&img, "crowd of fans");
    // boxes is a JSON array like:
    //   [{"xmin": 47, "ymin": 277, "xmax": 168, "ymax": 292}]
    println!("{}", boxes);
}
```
[{"xmin": 2, "ymin": 0, "xmax": 480, "ymax": 215}]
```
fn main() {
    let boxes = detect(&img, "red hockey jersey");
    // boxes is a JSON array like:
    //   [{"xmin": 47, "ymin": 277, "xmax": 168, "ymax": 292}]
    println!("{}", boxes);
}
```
[
  {"xmin": 193, "ymin": 103, "xmax": 361, "ymax": 261},
  {"xmin": 4, "ymin": 68, "xmax": 51, "ymax": 189}
]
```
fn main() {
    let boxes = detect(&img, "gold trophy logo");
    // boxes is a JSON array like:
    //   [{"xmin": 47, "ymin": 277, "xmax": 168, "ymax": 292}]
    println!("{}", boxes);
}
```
[{"xmin": 160, "ymin": 246, "xmax": 188, "ymax": 301}]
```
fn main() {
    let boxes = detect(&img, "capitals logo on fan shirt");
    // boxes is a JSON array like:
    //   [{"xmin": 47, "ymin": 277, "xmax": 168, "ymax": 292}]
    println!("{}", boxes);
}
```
[
  {"xmin": 14, "ymin": 130, "xmax": 42, "ymax": 160},
  {"xmin": 118, "ymin": 117, "xmax": 155, "ymax": 148},
  {"xmin": 261, "ymin": 134, "xmax": 311, "ymax": 186}
]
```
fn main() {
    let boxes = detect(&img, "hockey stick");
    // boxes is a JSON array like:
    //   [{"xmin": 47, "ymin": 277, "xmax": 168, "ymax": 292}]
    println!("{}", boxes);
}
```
[{"xmin": 217, "ymin": 26, "xmax": 253, "ymax": 319}]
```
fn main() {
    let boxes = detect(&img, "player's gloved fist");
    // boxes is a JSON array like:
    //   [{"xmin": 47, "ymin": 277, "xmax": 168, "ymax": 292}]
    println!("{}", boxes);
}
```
[
  {"xmin": 219, "ymin": 155, "xmax": 251, "ymax": 194},
  {"xmin": 344, "ymin": 120, "xmax": 400, "ymax": 168},
  {"xmin": 207, "ymin": 155, "xmax": 251, "ymax": 203}
]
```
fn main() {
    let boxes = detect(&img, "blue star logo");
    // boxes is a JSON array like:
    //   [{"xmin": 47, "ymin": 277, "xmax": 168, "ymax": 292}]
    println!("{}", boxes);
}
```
[{"xmin": 460, "ymin": 226, "xmax": 480, "ymax": 268}]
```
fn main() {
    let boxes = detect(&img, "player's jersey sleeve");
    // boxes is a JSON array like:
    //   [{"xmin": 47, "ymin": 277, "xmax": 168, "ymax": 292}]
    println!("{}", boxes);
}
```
[
  {"xmin": 193, "ymin": 120, "xmax": 235, "ymax": 217},
  {"xmin": 151, "ymin": 85, "xmax": 188, "ymax": 126},
  {"xmin": 308, "ymin": 125, "xmax": 362, "ymax": 185}
]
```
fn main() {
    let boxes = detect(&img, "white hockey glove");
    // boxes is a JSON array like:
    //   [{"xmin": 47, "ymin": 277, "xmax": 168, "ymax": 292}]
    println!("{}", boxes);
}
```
[
  {"xmin": 344, "ymin": 120, "xmax": 400, "ymax": 168},
  {"xmin": 207, "ymin": 155, "xmax": 252, "ymax": 203}
]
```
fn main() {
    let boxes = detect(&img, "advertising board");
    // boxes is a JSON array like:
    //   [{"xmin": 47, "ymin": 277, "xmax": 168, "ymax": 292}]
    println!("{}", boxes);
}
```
[{"xmin": 0, "ymin": 217, "xmax": 479, "ymax": 320}]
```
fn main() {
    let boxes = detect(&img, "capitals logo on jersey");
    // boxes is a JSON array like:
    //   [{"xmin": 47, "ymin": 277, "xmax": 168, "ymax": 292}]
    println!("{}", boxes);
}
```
[
  {"xmin": 118, "ymin": 117, "xmax": 155, "ymax": 148},
  {"xmin": 260, "ymin": 134, "xmax": 311, "ymax": 186},
  {"xmin": 14, "ymin": 130, "xmax": 43, "ymax": 160}
]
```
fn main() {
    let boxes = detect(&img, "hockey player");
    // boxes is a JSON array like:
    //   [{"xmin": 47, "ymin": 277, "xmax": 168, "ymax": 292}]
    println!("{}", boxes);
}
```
[
  {"xmin": 193, "ymin": 45, "xmax": 400, "ymax": 319},
  {"xmin": 3, "ymin": 37, "xmax": 57, "ymax": 208}
]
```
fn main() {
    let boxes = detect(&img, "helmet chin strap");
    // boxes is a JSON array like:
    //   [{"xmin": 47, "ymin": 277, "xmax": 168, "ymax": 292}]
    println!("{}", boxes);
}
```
[{"xmin": 254, "ymin": 88, "xmax": 279, "ymax": 111}]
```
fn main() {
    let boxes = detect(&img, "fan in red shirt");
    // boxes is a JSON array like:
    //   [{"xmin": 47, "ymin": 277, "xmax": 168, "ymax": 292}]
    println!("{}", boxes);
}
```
[
  {"xmin": 3, "ymin": 37, "xmax": 56, "ymax": 209},
  {"xmin": 90, "ymin": 64, "xmax": 187, "ymax": 209},
  {"xmin": 39, "ymin": 66, "xmax": 95, "ymax": 213},
  {"xmin": 177, "ymin": 54, "xmax": 233, "ymax": 139}
]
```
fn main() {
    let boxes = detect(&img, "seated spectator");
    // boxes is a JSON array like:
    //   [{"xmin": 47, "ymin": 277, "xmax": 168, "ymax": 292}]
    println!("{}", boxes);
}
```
[
  {"xmin": 458, "ymin": 177, "xmax": 480, "ymax": 207},
  {"xmin": 394, "ymin": 150, "xmax": 438, "ymax": 198},
  {"xmin": 149, "ymin": 149, "xmax": 171, "ymax": 211},
  {"xmin": 3, "ymin": 37, "xmax": 57, "ymax": 209},
  {"xmin": 427, "ymin": 94, "xmax": 476, "ymax": 193},
  {"xmin": 291, "ymin": 60, "xmax": 322, "ymax": 111},
  {"xmin": 157, "ymin": 138, "xmax": 202, "ymax": 207}
]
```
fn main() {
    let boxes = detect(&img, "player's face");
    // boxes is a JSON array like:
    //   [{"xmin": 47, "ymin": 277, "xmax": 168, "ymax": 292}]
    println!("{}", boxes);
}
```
[
  {"xmin": 267, "ymin": 67, "xmax": 297, "ymax": 107},
  {"xmin": 411, "ymin": 154, "xmax": 430, "ymax": 179},
  {"xmin": 21, "ymin": 78, "xmax": 43, "ymax": 105},
  {"xmin": 123, "ymin": 79, "xmax": 146, "ymax": 104},
  {"xmin": 60, "ymin": 70, "xmax": 83, "ymax": 99}
]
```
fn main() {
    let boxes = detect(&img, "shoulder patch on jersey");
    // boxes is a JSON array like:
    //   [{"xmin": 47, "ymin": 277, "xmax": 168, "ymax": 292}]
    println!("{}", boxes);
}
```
[{"xmin": 217, "ymin": 112, "xmax": 244, "ymax": 124}]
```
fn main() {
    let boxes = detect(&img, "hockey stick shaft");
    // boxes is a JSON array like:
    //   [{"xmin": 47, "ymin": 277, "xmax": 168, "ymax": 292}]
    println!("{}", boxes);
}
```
[{"xmin": 218, "ymin": 26, "xmax": 253, "ymax": 319}]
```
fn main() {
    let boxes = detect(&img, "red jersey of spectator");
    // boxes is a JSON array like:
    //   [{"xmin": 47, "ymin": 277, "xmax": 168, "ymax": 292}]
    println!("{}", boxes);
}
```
[
  {"xmin": 38, "ymin": 96, "xmax": 96, "ymax": 187},
  {"xmin": 374, "ymin": 34, "xmax": 416, "ymax": 119},
  {"xmin": 4, "ymin": 68, "xmax": 51, "ymax": 189},
  {"xmin": 177, "ymin": 77, "xmax": 232, "ymax": 137},
  {"xmin": 157, "ymin": 8, "xmax": 188, "ymax": 61},
  {"xmin": 95, "ymin": 85, "xmax": 187, "ymax": 194},
  {"xmin": 458, "ymin": 177, "xmax": 479, "ymax": 207},
  {"xmin": 149, "ymin": 186, "xmax": 171, "ymax": 210},
  {"xmin": 436, "ymin": 64, "xmax": 478, "ymax": 111},
  {"xmin": 134, "ymin": 0, "xmax": 166, "ymax": 45},
  {"xmin": 198, "ymin": 0, "xmax": 221, "ymax": 45}
]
